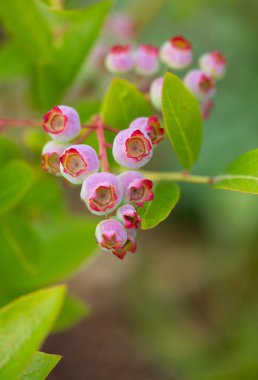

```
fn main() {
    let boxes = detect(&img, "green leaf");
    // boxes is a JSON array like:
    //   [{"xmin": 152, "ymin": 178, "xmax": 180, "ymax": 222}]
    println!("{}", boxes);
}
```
[
  {"xmin": 162, "ymin": 72, "xmax": 203, "ymax": 169},
  {"xmin": 0, "ymin": 286, "xmax": 65, "ymax": 380},
  {"xmin": 0, "ymin": 0, "xmax": 53, "ymax": 63},
  {"xmin": 213, "ymin": 149, "xmax": 258, "ymax": 194},
  {"xmin": 53, "ymin": 294, "xmax": 89, "ymax": 333},
  {"xmin": 138, "ymin": 181, "xmax": 180, "ymax": 230},
  {"xmin": 20, "ymin": 352, "xmax": 61, "ymax": 380},
  {"xmin": 0, "ymin": 43, "xmax": 29, "ymax": 83},
  {"xmin": 101, "ymin": 78, "xmax": 152, "ymax": 131},
  {"xmin": 0, "ymin": 136, "xmax": 21, "ymax": 166},
  {"xmin": 0, "ymin": 160, "xmax": 34, "ymax": 215}
]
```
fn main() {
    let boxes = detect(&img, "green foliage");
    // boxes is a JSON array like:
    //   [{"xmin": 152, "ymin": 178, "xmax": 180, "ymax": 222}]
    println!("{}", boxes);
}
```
[
  {"xmin": 214, "ymin": 149, "xmax": 258, "ymax": 194},
  {"xmin": 20, "ymin": 352, "xmax": 61, "ymax": 380},
  {"xmin": 0, "ymin": 161, "xmax": 34, "ymax": 215},
  {"xmin": 162, "ymin": 72, "xmax": 203, "ymax": 169},
  {"xmin": 0, "ymin": 286, "xmax": 65, "ymax": 380},
  {"xmin": 139, "ymin": 181, "xmax": 180, "ymax": 230}
]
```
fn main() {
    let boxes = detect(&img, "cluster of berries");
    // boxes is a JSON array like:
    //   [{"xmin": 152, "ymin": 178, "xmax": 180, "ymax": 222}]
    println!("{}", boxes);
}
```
[
  {"xmin": 41, "ymin": 105, "xmax": 164, "ymax": 259},
  {"xmin": 105, "ymin": 36, "xmax": 227, "ymax": 120}
]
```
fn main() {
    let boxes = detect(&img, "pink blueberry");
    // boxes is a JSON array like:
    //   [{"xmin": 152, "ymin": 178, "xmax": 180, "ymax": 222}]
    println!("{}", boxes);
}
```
[
  {"xmin": 184, "ymin": 69, "xmax": 216, "ymax": 101},
  {"xmin": 43, "ymin": 105, "xmax": 81, "ymax": 142},
  {"xmin": 95, "ymin": 219, "xmax": 127, "ymax": 252},
  {"xmin": 134, "ymin": 44, "xmax": 160, "ymax": 76},
  {"xmin": 60, "ymin": 144, "xmax": 99, "ymax": 185},
  {"xmin": 118, "ymin": 171, "xmax": 154, "ymax": 207},
  {"xmin": 160, "ymin": 36, "xmax": 192, "ymax": 69},
  {"xmin": 199, "ymin": 50, "xmax": 226, "ymax": 79},
  {"xmin": 113, "ymin": 128, "xmax": 153, "ymax": 169},
  {"xmin": 150, "ymin": 77, "xmax": 164, "ymax": 111},
  {"xmin": 112, "ymin": 229, "xmax": 137, "ymax": 260},
  {"xmin": 129, "ymin": 116, "xmax": 164, "ymax": 145},
  {"xmin": 41, "ymin": 141, "xmax": 68, "ymax": 176},
  {"xmin": 104, "ymin": 12, "xmax": 136, "ymax": 42},
  {"xmin": 81, "ymin": 172, "xmax": 122, "ymax": 216},
  {"xmin": 105, "ymin": 45, "xmax": 134, "ymax": 74},
  {"xmin": 200, "ymin": 99, "xmax": 213, "ymax": 120},
  {"xmin": 116, "ymin": 204, "xmax": 141, "ymax": 229}
]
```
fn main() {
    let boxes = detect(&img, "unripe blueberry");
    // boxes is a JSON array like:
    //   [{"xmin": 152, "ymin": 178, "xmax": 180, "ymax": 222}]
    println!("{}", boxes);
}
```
[
  {"xmin": 60, "ymin": 144, "xmax": 99, "ymax": 185},
  {"xmin": 113, "ymin": 128, "xmax": 153, "ymax": 169},
  {"xmin": 199, "ymin": 50, "xmax": 226, "ymax": 79},
  {"xmin": 81, "ymin": 172, "xmax": 122, "ymax": 215},
  {"xmin": 183, "ymin": 69, "xmax": 216, "ymax": 101},
  {"xmin": 104, "ymin": 12, "xmax": 136, "ymax": 41},
  {"xmin": 112, "ymin": 229, "xmax": 137, "ymax": 260},
  {"xmin": 129, "ymin": 116, "xmax": 164, "ymax": 145},
  {"xmin": 150, "ymin": 77, "xmax": 164, "ymax": 111},
  {"xmin": 160, "ymin": 36, "xmax": 192, "ymax": 69},
  {"xmin": 43, "ymin": 105, "xmax": 81, "ymax": 142},
  {"xmin": 105, "ymin": 45, "xmax": 133, "ymax": 74},
  {"xmin": 95, "ymin": 219, "xmax": 127, "ymax": 252},
  {"xmin": 118, "ymin": 171, "xmax": 154, "ymax": 207},
  {"xmin": 200, "ymin": 99, "xmax": 213, "ymax": 120},
  {"xmin": 41, "ymin": 141, "xmax": 68, "ymax": 176},
  {"xmin": 116, "ymin": 204, "xmax": 141, "ymax": 229},
  {"xmin": 134, "ymin": 44, "xmax": 160, "ymax": 76}
]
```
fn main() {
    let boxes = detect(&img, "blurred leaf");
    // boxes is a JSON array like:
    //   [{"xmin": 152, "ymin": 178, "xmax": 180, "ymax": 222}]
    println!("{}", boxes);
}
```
[
  {"xmin": 0, "ymin": 160, "xmax": 34, "ymax": 215},
  {"xmin": 138, "ymin": 181, "xmax": 180, "ymax": 229},
  {"xmin": 0, "ymin": 136, "xmax": 21, "ymax": 165},
  {"xmin": 0, "ymin": 286, "xmax": 65, "ymax": 380},
  {"xmin": 213, "ymin": 149, "xmax": 258, "ymax": 194},
  {"xmin": 20, "ymin": 352, "xmax": 61, "ymax": 380},
  {"xmin": 162, "ymin": 72, "xmax": 203, "ymax": 169},
  {"xmin": 75, "ymin": 99, "xmax": 100, "ymax": 123},
  {"xmin": 53, "ymin": 294, "xmax": 89, "ymax": 333},
  {"xmin": 0, "ymin": 43, "xmax": 29, "ymax": 82},
  {"xmin": 0, "ymin": 0, "xmax": 54, "ymax": 63}
]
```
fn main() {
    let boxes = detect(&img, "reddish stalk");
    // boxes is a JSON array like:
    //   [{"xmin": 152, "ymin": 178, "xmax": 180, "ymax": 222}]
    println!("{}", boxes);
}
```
[
  {"xmin": 104, "ymin": 142, "xmax": 113, "ymax": 149},
  {"xmin": 95, "ymin": 116, "xmax": 109, "ymax": 172},
  {"xmin": 82, "ymin": 123, "xmax": 119, "ymax": 134},
  {"xmin": 0, "ymin": 118, "xmax": 42, "ymax": 128}
]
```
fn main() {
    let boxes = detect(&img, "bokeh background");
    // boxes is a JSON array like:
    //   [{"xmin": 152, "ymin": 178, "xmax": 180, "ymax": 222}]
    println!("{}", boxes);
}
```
[{"xmin": 1, "ymin": 0, "xmax": 258, "ymax": 379}]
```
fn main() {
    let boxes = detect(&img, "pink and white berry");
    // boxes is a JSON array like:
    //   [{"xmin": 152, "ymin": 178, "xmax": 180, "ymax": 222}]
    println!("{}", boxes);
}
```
[
  {"xmin": 95, "ymin": 219, "xmax": 127, "ymax": 252},
  {"xmin": 150, "ymin": 77, "xmax": 164, "ymax": 111},
  {"xmin": 160, "ymin": 36, "xmax": 192, "ymax": 70},
  {"xmin": 129, "ymin": 116, "xmax": 164, "ymax": 145},
  {"xmin": 41, "ymin": 141, "xmax": 68, "ymax": 176},
  {"xmin": 105, "ymin": 45, "xmax": 134, "ymax": 74},
  {"xmin": 118, "ymin": 171, "xmax": 154, "ymax": 207},
  {"xmin": 134, "ymin": 44, "xmax": 160, "ymax": 76},
  {"xmin": 112, "ymin": 228, "xmax": 137, "ymax": 260},
  {"xmin": 116, "ymin": 204, "xmax": 141, "ymax": 229},
  {"xmin": 199, "ymin": 51, "xmax": 226, "ymax": 79},
  {"xmin": 113, "ymin": 128, "xmax": 153, "ymax": 169},
  {"xmin": 184, "ymin": 69, "xmax": 216, "ymax": 101},
  {"xmin": 81, "ymin": 172, "xmax": 122, "ymax": 215},
  {"xmin": 200, "ymin": 99, "xmax": 213, "ymax": 120},
  {"xmin": 60, "ymin": 144, "xmax": 99, "ymax": 185},
  {"xmin": 43, "ymin": 105, "xmax": 81, "ymax": 143}
]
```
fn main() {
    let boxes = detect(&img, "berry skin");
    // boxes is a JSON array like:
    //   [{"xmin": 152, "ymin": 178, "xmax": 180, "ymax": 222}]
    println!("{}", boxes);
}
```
[
  {"xmin": 41, "ymin": 141, "xmax": 68, "ymax": 176},
  {"xmin": 43, "ymin": 105, "xmax": 81, "ymax": 142},
  {"xmin": 60, "ymin": 144, "xmax": 99, "ymax": 185},
  {"xmin": 118, "ymin": 171, "xmax": 154, "ymax": 207},
  {"xmin": 95, "ymin": 219, "xmax": 127, "ymax": 252},
  {"xmin": 184, "ymin": 69, "xmax": 216, "ymax": 101},
  {"xmin": 129, "ymin": 116, "xmax": 164, "ymax": 145},
  {"xmin": 134, "ymin": 44, "xmax": 160, "ymax": 76},
  {"xmin": 150, "ymin": 77, "xmax": 164, "ymax": 111},
  {"xmin": 112, "ymin": 229, "xmax": 137, "ymax": 260},
  {"xmin": 201, "ymin": 99, "xmax": 213, "ymax": 120},
  {"xmin": 105, "ymin": 45, "xmax": 134, "ymax": 74},
  {"xmin": 116, "ymin": 204, "xmax": 141, "ymax": 229},
  {"xmin": 113, "ymin": 128, "xmax": 153, "ymax": 169},
  {"xmin": 199, "ymin": 51, "xmax": 226, "ymax": 79},
  {"xmin": 160, "ymin": 36, "xmax": 192, "ymax": 70},
  {"xmin": 81, "ymin": 172, "xmax": 122, "ymax": 215}
]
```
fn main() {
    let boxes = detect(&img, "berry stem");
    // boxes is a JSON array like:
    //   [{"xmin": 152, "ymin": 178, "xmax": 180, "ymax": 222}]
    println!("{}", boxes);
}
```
[
  {"xmin": 0, "ymin": 118, "xmax": 41, "ymax": 128},
  {"xmin": 82, "ymin": 124, "xmax": 119, "ymax": 134},
  {"xmin": 134, "ymin": 170, "xmax": 214, "ymax": 185},
  {"xmin": 95, "ymin": 116, "xmax": 109, "ymax": 172}
]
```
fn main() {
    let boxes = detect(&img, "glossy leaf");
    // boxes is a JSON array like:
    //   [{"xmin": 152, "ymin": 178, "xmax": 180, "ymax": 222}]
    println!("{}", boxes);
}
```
[
  {"xmin": 0, "ymin": 286, "xmax": 65, "ymax": 380},
  {"xmin": 138, "ymin": 181, "xmax": 180, "ymax": 230},
  {"xmin": 162, "ymin": 72, "xmax": 203, "ymax": 169},
  {"xmin": 0, "ymin": 161, "xmax": 34, "ymax": 215},
  {"xmin": 20, "ymin": 352, "xmax": 61, "ymax": 380},
  {"xmin": 53, "ymin": 294, "xmax": 89, "ymax": 333},
  {"xmin": 0, "ymin": 0, "xmax": 53, "ymax": 63},
  {"xmin": 213, "ymin": 149, "xmax": 258, "ymax": 194}
]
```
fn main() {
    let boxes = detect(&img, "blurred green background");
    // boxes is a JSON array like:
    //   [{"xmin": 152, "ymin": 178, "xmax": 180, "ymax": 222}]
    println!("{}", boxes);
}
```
[{"xmin": 1, "ymin": 0, "xmax": 258, "ymax": 379}]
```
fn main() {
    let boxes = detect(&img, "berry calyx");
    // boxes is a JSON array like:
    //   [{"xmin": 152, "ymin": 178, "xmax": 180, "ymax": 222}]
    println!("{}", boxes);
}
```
[
  {"xmin": 41, "ymin": 141, "xmax": 68, "ymax": 176},
  {"xmin": 117, "ymin": 204, "xmax": 141, "ymax": 229},
  {"xmin": 118, "ymin": 171, "xmax": 154, "ymax": 207},
  {"xmin": 95, "ymin": 219, "xmax": 127, "ymax": 252}
]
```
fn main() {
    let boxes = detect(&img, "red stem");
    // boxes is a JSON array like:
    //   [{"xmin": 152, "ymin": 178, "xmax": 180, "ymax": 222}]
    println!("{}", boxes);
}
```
[
  {"xmin": 95, "ymin": 116, "xmax": 109, "ymax": 172},
  {"xmin": 0, "ymin": 118, "xmax": 41, "ymax": 128}
]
